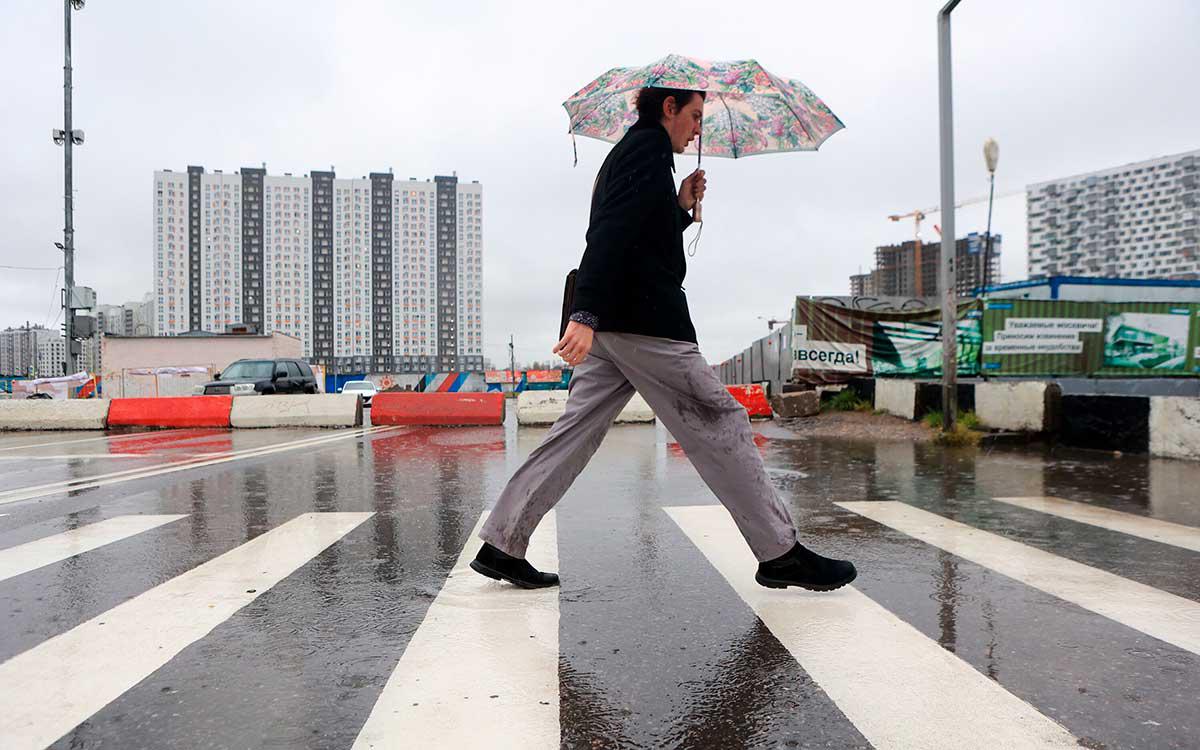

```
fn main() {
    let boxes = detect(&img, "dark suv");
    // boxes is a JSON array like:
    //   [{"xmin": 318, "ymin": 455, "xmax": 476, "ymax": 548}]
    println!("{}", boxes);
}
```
[{"xmin": 193, "ymin": 358, "xmax": 320, "ymax": 396}]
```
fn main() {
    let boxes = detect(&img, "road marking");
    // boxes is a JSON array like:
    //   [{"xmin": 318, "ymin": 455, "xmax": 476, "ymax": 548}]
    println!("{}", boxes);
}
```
[
  {"xmin": 994, "ymin": 496, "xmax": 1200, "ymax": 553},
  {"xmin": 0, "ymin": 454, "xmax": 174, "ymax": 460},
  {"xmin": 0, "ymin": 514, "xmax": 187, "ymax": 582},
  {"xmin": 0, "ymin": 426, "xmax": 397, "ymax": 506},
  {"xmin": 0, "ymin": 511, "xmax": 373, "ymax": 749},
  {"xmin": 353, "ymin": 511, "xmax": 559, "ymax": 749},
  {"xmin": 0, "ymin": 428, "xmax": 197, "ymax": 453},
  {"xmin": 665, "ymin": 505, "xmax": 1078, "ymax": 750},
  {"xmin": 838, "ymin": 501, "xmax": 1200, "ymax": 657}
]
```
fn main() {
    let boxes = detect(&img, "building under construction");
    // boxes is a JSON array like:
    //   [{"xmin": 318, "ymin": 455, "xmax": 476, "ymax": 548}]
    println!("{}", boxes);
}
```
[{"xmin": 851, "ymin": 233, "xmax": 1002, "ymax": 298}]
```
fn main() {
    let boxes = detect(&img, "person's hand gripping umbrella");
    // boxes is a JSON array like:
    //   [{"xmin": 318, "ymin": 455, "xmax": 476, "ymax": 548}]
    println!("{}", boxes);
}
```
[{"xmin": 563, "ymin": 53, "xmax": 845, "ymax": 250}]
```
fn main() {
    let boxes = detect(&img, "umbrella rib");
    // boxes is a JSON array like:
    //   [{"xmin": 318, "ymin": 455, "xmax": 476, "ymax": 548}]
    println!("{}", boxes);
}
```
[
  {"xmin": 566, "ymin": 60, "xmax": 668, "ymax": 135},
  {"xmin": 754, "ymin": 61, "xmax": 820, "ymax": 147},
  {"xmin": 719, "ymin": 93, "xmax": 738, "ymax": 159}
]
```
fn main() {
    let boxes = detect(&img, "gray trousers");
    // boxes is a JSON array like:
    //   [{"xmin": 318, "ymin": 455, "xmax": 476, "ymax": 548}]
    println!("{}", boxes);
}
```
[{"xmin": 479, "ymin": 331, "xmax": 798, "ymax": 563}]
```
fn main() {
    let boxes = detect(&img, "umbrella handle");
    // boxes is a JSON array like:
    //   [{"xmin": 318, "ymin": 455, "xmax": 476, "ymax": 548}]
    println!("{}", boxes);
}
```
[{"xmin": 692, "ymin": 199, "xmax": 702, "ymax": 223}]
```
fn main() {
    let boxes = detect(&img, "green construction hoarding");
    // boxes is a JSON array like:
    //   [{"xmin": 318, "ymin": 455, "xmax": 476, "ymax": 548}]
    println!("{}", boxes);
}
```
[{"xmin": 981, "ymin": 300, "xmax": 1200, "ymax": 376}]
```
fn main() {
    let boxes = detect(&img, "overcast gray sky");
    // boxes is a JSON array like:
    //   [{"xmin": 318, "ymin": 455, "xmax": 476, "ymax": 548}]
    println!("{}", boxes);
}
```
[{"xmin": 2, "ymin": 0, "xmax": 1198, "ymax": 367}]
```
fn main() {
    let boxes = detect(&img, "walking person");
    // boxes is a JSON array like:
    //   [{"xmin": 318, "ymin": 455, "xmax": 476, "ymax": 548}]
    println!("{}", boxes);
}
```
[{"xmin": 471, "ymin": 86, "xmax": 856, "ymax": 592}]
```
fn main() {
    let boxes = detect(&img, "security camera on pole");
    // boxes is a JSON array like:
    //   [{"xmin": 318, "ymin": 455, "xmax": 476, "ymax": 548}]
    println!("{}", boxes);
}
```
[{"xmin": 53, "ymin": 0, "xmax": 86, "ymax": 376}]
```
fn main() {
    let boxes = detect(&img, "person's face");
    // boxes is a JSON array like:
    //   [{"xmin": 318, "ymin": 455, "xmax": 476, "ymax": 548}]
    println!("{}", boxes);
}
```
[{"xmin": 662, "ymin": 93, "xmax": 704, "ymax": 154}]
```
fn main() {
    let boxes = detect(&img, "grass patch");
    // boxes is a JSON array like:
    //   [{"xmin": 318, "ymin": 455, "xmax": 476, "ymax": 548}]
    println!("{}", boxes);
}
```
[
  {"xmin": 934, "ymin": 422, "xmax": 983, "ymax": 447},
  {"xmin": 924, "ymin": 409, "xmax": 984, "ymax": 446},
  {"xmin": 823, "ymin": 389, "xmax": 872, "ymax": 413}
]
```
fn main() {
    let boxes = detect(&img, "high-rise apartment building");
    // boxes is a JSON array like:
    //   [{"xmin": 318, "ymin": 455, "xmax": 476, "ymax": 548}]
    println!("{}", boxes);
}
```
[
  {"xmin": 0, "ymin": 326, "xmax": 58, "ymax": 377},
  {"xmin": 853, "ymin": 234, "xmax": 1001, "ymax": 298},
  {"xmin": 154, "ymin": 166, "xmax": 483, "ymax": 373},
  {"xmin": 39, "ymin": 336, "xmax": 67, "ymax": 377},
  {"xmin": 1027, "ymin": 150, "xmax": 1199, "ymax": 280}
]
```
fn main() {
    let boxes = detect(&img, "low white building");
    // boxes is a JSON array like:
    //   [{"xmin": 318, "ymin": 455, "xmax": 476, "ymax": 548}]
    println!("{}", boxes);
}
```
[{"xmin": 100, "ymin": 331, "xmax": 303, "ymax": 398}]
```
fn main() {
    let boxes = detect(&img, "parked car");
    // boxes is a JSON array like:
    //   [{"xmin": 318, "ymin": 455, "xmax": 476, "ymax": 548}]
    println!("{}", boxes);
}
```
[
  {"xmin": 339, "ymin": 380, "xmax": 377, "ymax": 407},
  {"xmin": 192, "ymin": 358, "xmax": 319, "ymax": 396}
]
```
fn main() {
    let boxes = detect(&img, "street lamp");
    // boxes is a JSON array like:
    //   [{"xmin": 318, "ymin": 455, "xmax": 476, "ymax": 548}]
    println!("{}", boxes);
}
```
[{"xmin": 982, "ymin": 138, "xmax": 999, "ymax": 292}]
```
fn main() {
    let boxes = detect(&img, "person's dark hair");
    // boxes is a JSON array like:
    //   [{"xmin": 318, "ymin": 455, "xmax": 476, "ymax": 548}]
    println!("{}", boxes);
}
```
[{"xmin": 634, "ymin": 87, "xmax": 705, "ymax": 122}]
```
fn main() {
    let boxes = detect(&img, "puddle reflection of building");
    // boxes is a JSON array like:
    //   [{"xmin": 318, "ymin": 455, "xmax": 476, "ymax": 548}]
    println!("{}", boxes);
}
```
[
  {"xmin": 1149, "ymin": 458, "xmax": 1200, "ymax": 526},
  {"xmin": 188, "ymin": 478, "xmax": 209, "ymax": 548},
  {"xmin": 867, "ymin": 441, "xmax": 917, "ymax": 502},
  {"xmin": 241, "ymin": 464, "xmax": 269, "ymax": 540}
]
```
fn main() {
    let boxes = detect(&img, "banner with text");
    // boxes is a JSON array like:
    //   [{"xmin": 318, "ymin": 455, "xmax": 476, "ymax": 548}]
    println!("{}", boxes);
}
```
[
  {"xmin": 791, "ymin": 297, "xmax": 982, "ymax": 383},
  {"xmin": 980, "ymin": 300, "xmax": 1200, "ymax": 376}
]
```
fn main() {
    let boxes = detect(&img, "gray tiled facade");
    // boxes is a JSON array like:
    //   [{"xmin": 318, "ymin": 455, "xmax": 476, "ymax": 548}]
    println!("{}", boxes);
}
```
[
  {"xmin": 310, "ymin": 170, "xmax": 335, "ymax": 369},
  {"xmin": 240, "ymin": 167, "xmax": 265, "ymax": 330},
  {"xmin": 1027, "ymin": 150, "xmax": 1200, "ymax": 280},
  {"xmin": 435, "ymin": 175, "xmax": 459, "ymax": 372},
  {"xmin": 370, "ymin": 173, "xmax": 394, "ymax": 373},
  {"xmin": 187, "ymin": 166, "xmax": 203, "ymax": 331}
]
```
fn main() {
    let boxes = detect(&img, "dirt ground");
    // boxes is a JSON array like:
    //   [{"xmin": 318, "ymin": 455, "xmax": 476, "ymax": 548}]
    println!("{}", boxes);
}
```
[{"xmin": 772, "ymin": 409, "xmax": 935, "ymax": 442}]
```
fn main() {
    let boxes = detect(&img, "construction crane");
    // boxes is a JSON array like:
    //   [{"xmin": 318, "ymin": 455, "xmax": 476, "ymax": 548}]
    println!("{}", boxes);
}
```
[
  {"xmin": 885, "ymin": 189, "xmax": 1023, "ymax": 295},
  {"xmin": 888, "ymin": 189, "xmax": 1023, "ymax": 239}
]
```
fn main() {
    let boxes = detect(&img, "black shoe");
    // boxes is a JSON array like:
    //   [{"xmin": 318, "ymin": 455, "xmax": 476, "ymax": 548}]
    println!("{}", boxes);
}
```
[
  {"xmin": 470, "ymin": 542, "xmax": 560, "ymax": 589},
  {"xmin": 756, "ymin": 542, "xmax": 857, "ymax": 591}
]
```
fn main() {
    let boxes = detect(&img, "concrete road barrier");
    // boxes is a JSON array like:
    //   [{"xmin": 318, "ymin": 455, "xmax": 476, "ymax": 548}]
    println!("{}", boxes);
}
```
[
  {"xmin": 976, "ymin": 382, "xmax": 1062, "ymax": 433},
  {"xmin": 726, "ymin": 384, "xmax": 773, "ymax": 419},
  {"xmin": 516, "ymin": 390, "xmax": 655, "ymax": 426},
  {"xmin": 0, "ymin": 399, "xmax": 110, "ymax": 430},
  {"xmin": 372, "ymin": 392, "xmax": 505, "ymax": 426},
  {"xmin": 875, "ymin": 379, "xmax": 917, "ymax": 420},
  {"xmin": 108, "ymin": 396, "xmax": 233, "ymax": 429},
  {"xmin": 230, "ymin": 394, "xmax": 362, "ymax": 429},
  {"xmin": 1150, "ymin": 396, "xmax": 1200, "ymax": 461},
  {"xmin": 770, "ymin": 391, "xmax": 819, "ymax": 419}
]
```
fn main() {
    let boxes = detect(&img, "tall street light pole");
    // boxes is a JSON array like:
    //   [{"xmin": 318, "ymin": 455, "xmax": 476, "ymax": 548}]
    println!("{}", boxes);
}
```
[
  {"xmin": 938, "ymin": 0, "xmax": 962, "ymax": 432},
  {"xmin": 983, "ymin": 138, "xmax": 999, "ymax": 291},
  {"xmin": 56, "ymin": 0, "xmax": 86, "ymax": 375}
]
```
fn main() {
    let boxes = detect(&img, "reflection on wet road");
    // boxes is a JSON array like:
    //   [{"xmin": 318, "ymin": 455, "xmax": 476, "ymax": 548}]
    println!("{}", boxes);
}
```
[{"xmin": 0, "ymin": 417, "xmax": 1196, "ymax": 749}]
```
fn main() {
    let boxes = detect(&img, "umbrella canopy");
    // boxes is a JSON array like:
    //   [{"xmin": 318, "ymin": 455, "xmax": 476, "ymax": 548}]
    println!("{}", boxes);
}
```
[{"xmin": 563, "ymin": 53, "xmax": 844, "ymax": 160}]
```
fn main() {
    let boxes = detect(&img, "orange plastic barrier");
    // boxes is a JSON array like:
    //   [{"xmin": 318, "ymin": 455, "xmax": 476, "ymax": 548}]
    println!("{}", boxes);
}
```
[
  {"xmin": 726, "ymin": 384, "xmax": 773, "ymax": 419},
  {"xmin": 107, "ymin": 396, "xmax": 234, "ymax": 428},
  {"xmin": 371, "ymin": 392, "xmax": 505, "ymax": 426}
]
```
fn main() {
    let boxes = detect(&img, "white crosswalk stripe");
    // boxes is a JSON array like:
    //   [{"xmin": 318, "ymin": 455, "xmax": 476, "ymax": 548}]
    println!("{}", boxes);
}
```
[
  {"xmin": 0, "ymin": 512, "xmax": 372, "ymax": 750},
  {"xmin": 353, "ymin": 512, "xmax": 559, "ymax": 750},
  {"xmin": 665, "ymin": 504, "xmax": 1080, "ymax": 750},
  {"xmin": 838, "ymin": 501, "xmax": 1200, "ymax": 656},
  {"xmin": 0, "ymin": 514, "xmax": 186, "ymax": 582},
  {"xmin": 994, "ymin": 495, "xmax": 1200, "ymax": 553}
]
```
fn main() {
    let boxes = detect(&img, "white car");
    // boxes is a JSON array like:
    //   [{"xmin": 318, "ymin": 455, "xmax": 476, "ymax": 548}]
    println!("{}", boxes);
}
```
[{"xmin": 339, "ymin": 380, "xmax": 378, "ymax": 407}]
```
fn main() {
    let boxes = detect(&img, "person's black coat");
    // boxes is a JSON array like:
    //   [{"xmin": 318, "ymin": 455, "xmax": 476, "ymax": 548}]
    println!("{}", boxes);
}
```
[{"xmin": 570, "ymin": 118, "xmax": 698, "ymax": 344}]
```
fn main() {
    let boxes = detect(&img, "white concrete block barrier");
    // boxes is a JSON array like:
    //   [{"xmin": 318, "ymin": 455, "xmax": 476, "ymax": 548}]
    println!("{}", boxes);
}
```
[
  {"xmin": 1149, "ymin": 396, "xmax": 1200, "ymax": 461},
  {"xmin": 229, "ymin": 394, "xmax": 363, "ymax": 429},
  {"xmin": 976, "ymin": 382, "xmax": 1061, "ymax": 433},
  {"xmin": 0, "ymin": 399, "xmax": 110, "ymax": 430},
  {"xmin": 515, "ymin": 390, "xmax": 655, "ymax": 426},
  {"xmin": 874, "ymin": 379, "xmax": 917, "ymax": 420}
]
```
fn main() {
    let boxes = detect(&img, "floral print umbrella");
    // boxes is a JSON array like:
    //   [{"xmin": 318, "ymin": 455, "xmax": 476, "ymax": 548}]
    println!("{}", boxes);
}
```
[{"xmin": 563, "ymin": 53, "xmax": 844, "ymax": 161}]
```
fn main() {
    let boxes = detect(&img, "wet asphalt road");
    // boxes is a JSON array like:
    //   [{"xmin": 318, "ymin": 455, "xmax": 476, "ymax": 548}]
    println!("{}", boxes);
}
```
[{"xmin": 0, "ymin": 411, "xmax": 1197, "ymax": 749}]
